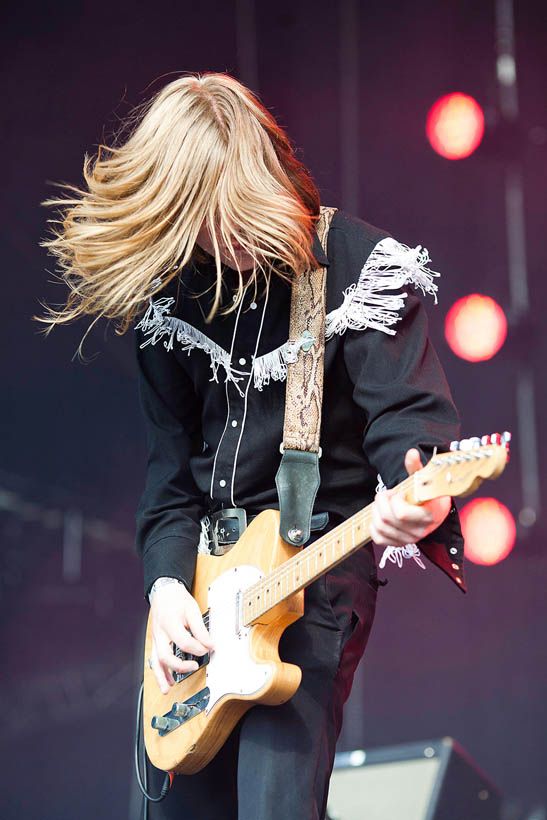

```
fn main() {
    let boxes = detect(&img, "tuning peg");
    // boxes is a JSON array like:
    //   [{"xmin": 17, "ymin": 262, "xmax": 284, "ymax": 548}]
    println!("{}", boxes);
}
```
[
  {"xmin": 459, "ymin": 439, "xmax": 472, "ymax": 451},
  {"xmin": 491, "ymin": 433, "xmax": 501, "ymax": 445},
  {"xmin": 469, "ymin": 437, "xmax": 481, "ymax": 449},
  {"xmin": 481, "ymin": 435, "xmax": 491, "ymax": 446},
  {"xmin": 501, "ymin": 431, "xmax": 511, "ymax": 461},
  {"xmin": 449, "ymin": 440, "xmax": 460, "ymax": 451}
]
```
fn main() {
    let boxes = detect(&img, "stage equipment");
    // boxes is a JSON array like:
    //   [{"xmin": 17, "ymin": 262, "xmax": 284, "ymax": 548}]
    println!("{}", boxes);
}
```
[{"xmin": 327, "ymin": 737, "xmax": 502, "ymax": 820}]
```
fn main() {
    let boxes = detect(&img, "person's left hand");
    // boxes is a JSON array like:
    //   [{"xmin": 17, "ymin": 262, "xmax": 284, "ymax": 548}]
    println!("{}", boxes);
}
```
[{"xmin": 370, "ymin": 448, "xmax": 451, "ymax": 547}]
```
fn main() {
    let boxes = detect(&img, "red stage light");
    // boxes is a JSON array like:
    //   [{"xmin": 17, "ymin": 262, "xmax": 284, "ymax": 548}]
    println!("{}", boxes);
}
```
[
  {"xmin": 426, "ymin": 93, "xmax": 485, "ymax": 159},
  {"xmin": 445, "ymin": 294, "xmax": 507, "ymax": 362},
  {"xmin": 460, "ymin": 497, "xmax": 516, "ymax": 566}
]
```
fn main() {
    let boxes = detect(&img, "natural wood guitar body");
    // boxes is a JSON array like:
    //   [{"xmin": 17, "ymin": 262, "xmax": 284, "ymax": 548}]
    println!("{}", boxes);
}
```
[
  {"xmin": 142, "ymin": 436, "xmax": 509, "ymax": 775},
  {"xmin": 143, "ymin": 510, "xmax": 304, "ymax": 774}
]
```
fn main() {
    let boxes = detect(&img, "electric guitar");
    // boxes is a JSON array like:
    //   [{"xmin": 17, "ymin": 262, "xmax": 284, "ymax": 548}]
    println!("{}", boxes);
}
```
[{"xmin": 143, "ymin": 434, "xmax": 510, "ymax": 774}]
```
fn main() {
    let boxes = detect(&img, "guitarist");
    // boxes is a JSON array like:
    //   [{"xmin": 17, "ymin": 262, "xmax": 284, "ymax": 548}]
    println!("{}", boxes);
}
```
[{"xmin": 41, "ymin": 73, "xmax": 462, "ymax": 820}]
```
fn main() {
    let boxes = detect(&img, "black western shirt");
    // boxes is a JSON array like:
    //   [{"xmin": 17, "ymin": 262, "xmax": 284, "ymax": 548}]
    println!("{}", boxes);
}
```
[{"xmin": 134, "ymin": 210, "xmax": 465, "ymax": 599}]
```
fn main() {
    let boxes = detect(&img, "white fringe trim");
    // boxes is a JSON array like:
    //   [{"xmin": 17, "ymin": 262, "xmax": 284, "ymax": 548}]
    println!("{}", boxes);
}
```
[
  {"xmin": 135, "ymin": 236, "xmax": 439, "ymax": 392},
  {"xmin": 197, "ymin": 515, "xmax": 211, "ymax": 554},
  {"xmin": 326, "ymin": 236, "xmax": 439, "ymax": 339},
  {"xmin": 375, "ymin": 473, "xmax": 427, "ymax": 571},
  {"xmin": 252, "ymin": 337, "xmax": 310, "ymax": 391},
  {"xmin": 254, "ymin": 236, "xmax": 440, "ymax": 388},
  {"xmin": 135, "ymin": 296, "xmax": 245, "ymax": 397},
  {"xmin": 378, "ymin": 543, "xmax": 427, "ymax": 570}
]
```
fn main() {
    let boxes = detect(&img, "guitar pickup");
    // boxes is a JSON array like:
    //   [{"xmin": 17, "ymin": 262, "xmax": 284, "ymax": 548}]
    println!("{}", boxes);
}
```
[
  {"xmin": 151, "ymin": 687, "xmax": 210, "ymax": 736},
  {"xmin": 171, "ymin": 645, "xmax": 210, "ymax": 683}
]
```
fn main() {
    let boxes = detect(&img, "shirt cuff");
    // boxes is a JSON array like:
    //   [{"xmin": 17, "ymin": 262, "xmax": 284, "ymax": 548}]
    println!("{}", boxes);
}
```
[
  {"xmin": 142, "ymin": 535, "xmax": 198, "ymax": 599},
  {"xmin": 418, "ymin": 501, "xmax": 466, "ymax": 592}
]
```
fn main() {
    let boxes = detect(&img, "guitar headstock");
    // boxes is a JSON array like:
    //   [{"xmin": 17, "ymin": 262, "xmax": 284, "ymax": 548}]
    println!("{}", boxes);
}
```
[{"xmin": 414, "ymin": 433, "xmax": 511, "ymax": 503}]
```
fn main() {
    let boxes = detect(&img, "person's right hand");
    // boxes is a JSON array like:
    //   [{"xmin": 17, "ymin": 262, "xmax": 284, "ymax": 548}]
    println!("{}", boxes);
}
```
[{"xmin": 149, "ymin": 583, "xmax": 213, "ymax": 695}]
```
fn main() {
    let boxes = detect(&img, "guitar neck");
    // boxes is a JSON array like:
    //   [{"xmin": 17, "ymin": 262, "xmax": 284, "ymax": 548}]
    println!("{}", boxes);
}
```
[
  {"xmin": 241, "ymin": 472, "xmax": 417, "ymax": 626},
  {"xmin": 241, "ymin": 434, "xmax": 510, "ymax": 626}
]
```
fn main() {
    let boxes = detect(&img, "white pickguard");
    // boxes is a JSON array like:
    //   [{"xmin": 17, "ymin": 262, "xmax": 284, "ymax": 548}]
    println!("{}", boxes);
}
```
[{"xmin": 206, "ymin": 565, "xmax": 272, "ymax": 713}]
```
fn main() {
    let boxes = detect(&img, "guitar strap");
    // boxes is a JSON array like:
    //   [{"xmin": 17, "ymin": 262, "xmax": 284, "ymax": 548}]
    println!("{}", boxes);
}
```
[{"xmin": 275, "ymin": 205, "xmax": 337, "ymax": 546}]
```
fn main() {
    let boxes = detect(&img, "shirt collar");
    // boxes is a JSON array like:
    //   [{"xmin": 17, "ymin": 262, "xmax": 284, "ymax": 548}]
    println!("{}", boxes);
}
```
[{"xmin": 311, "ymin": 231, "xmax": 330, "ymax": 267}]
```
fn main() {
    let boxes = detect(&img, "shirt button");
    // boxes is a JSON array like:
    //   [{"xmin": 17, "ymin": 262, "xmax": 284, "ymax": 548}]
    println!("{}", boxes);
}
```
[
  {"xmin": 219, "ymin": 479, "xmax": 227, "ymax": 487},
  {"xmin": 231, "ymin": 420, "xmax": 238, "ymax": 427},
  {"xmin": 239, "ymin": 357, "xmax": 246, "ymax": 365},
  {"xmin": 449, "ymin": 547, "xmax": 458, "ymax": 555},
  {"xmin": 250, "ymin": 301, "xmax": 257, "ymax": 310}
]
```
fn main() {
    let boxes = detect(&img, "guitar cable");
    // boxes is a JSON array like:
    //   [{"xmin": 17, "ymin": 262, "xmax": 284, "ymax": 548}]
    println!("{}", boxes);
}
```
[{"xmin": 134, "ymin": 680, "xmax": 174, "ymax": 816}]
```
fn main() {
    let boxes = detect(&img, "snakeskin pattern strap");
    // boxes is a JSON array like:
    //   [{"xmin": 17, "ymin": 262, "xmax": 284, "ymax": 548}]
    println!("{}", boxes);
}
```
[{"xmin": 281, "ymin": 206, "xmax": 337, "ymax": 453}]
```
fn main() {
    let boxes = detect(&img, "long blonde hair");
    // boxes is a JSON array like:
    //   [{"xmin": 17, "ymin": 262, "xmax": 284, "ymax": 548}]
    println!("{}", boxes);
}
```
[{"xmin": 38, "ymin": 73, "xmax": 320, "ymax": 344}]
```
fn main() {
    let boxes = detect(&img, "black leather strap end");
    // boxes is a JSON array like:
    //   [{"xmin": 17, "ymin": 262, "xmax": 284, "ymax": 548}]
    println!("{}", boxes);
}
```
[{"xmin": 275, "ymin": 449, "xmax": 321, "ymax": 546}]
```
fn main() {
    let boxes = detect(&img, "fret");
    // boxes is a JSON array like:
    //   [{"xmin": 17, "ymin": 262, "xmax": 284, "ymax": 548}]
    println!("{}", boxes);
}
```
[
  {"xmin": 241, "ymin": 458, "xmax": 502, "ymax": 627},
  {"xmin": 243, "ymin": 499, "xmax": 378, "ymax": 627}
]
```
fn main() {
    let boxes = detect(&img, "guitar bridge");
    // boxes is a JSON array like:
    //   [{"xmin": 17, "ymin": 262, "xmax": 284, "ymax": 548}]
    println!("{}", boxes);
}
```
[{"xmin": 151, "ymin": 687, "xmax": 210, "ymax": 736}]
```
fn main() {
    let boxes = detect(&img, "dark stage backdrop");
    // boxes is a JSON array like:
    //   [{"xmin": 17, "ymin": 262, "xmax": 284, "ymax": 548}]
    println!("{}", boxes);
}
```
[{"xmin": 2, "ymin": 2, "xmax": 546, "ymax": 818}]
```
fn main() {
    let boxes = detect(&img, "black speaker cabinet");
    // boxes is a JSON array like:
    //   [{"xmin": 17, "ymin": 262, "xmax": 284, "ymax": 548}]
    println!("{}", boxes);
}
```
[{"xmin": 327, "ymin": 737, "xmax": 502, "ymax": 820}]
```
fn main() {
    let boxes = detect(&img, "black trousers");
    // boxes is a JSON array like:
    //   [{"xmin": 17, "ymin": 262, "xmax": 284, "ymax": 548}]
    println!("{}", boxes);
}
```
[{"xmin": 146, "ymin": 543, "xmax": 380, "ymax": 820}]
